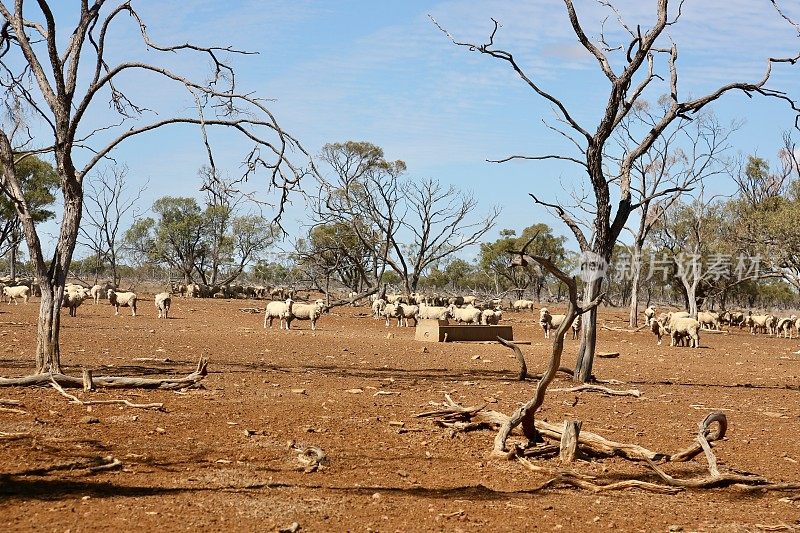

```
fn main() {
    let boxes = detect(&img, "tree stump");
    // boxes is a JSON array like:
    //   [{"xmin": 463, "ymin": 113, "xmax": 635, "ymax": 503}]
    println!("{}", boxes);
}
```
[
  {"xmin": 82, "ymin": 369, "xmax": 94, "ymax": 392},
  {"xmin": 559, "ymin": 420, "xmax": 582, "ymax": 464}
]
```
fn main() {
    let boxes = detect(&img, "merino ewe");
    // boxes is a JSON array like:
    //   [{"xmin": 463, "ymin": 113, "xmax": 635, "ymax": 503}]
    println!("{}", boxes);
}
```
[
  {"xmin": 572, "ymin": 314, "xmax": 582, "ymax": 340},
  {"xmin": 62, "ymin": 286, "xmax": 90, "ymax": 317},
  {"xmin": 449, "ymin": 304, "xmax": 482, "ymax": 325},
  {"xmin": 264, "ymin": 299, "xmax": 292, "ymax": 329},
  {"xmin": 417, "ymin": 304, "xmax": 451, "ymax": 321},
  {"xmin": 372, "ymin": 298, "xmax": 386, "ymax": 319},
  {"xmin": 155, "ymin": 292, "xmax": 172, "ymax": 319},
  {"xmin": 398, "ymin": 304, "xmax": 419, "ymax": 327},
  {"xmin": 539, "ymin": 307, "xmax": 566, "ymax": 339},
  {"xmin": 286, "ymin": 299, "xmax": 326, "ymax": 330},
  {"xmin": 3, "ymin": 285, "xmax": 30, "ymax": 304},
  {"xmin": 107, "ymin": 289, "xmax": 137, "ymax": 316},
  {"xmin": 383, "ymin": 303, "xmax": 403, "ymax": 327},
  {"xmin": 512, "ymin": 299, "xmax": 535, "ymax": 312},
  {"xmin": 746, "ymin": 312, "xmax": 773, "ymax": 335},
  {"xmin": 644, "ymin": 306, "xmax": 656, "ymax": 326},
  {"xmin": 462, "ymin": 295, "xmax": 477, "ymax": 306},
  {"xmin": 669, "ymin": 317, "xmax": 701, "ymax": 348},
  {"xmin": 481, "ymin": 308, "xmax": 502, "ymax": 325},
  {"xmin": 697, "ymin": 311, "xmax": 720, "ymax": 330}
]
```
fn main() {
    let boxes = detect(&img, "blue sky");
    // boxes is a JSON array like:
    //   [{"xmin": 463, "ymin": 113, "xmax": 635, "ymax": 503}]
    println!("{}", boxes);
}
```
[{"xmin": 20, "ymin": 1, "xmax": 800, "ymax": 259}]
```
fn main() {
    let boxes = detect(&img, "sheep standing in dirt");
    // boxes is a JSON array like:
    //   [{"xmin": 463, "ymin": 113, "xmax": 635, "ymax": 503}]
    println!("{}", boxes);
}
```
[
  {"xmin": 371, "ymin": 298, "xmax": 386, "ymax": 319},
  {"xmin": 668, "ymin": 317, "xmax": 701, "ymax": 348},
  {"xmin": 697, "ymin": 311, "xmax": 720, "ymax": 330},
  {"xmin": 155, "ymin": 292, "xmax": 172, "ymax": 319},
  {"xmin": 3, "ymin": 285, "xmax": 30, "ymax": 304},
  {"xmin": 512, "ymin": 299, "xmax": 535, "ymax": 312},
  {"xmin": 539, "ymin": 307, "xmax": 566, "ymax": 339},
  {"xmin": 107, "ymin": 289, "xmax": 137, "ymax": 316},
  {"xmin": 644, "ymin": 305, "xmax": 656, "ymax": 326},
  {"xmin": 62, "ymin": 286, "xmax": 90, "ymax": 317},
  {"xmin": 383, "ymin": 303, "xmax": 404, "ymax": 327},
  {"xmin": 264, "ymin": 299, "xmax": 292, "ymax": 329},
  {"xmin": 481, "ymin": 308, "xmax": 502, "ymax": 325},
  {"xmin": 417, "ymin": 304, "xmax": 451, "ymax": 321},
  {"xmin": 398, "ymin": 304, "xmax": 419, "ymax": 327},
  {"xmin": 286, "ymin": 299, "xmax": 326, "ymax": 330},
  {"xmin": 571, "ymin": 314, "xmax": 582, "ymax": 340},
  {"xmin": 449, "ymin": 304, "xmax": 481, "ymax": 325},
  {"xmin": 746, "ymin": 312, "xmax": 773, "ymax": 335},
  {"xmin": 777, "ymin": 316, "xmax": 797, "ymax": 338}
]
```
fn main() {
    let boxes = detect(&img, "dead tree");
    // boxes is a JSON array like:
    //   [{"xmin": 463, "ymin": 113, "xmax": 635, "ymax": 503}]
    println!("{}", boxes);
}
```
[
  {"xmin": 433, "ymin": 1, "xmax": 800, "ymax": 382},
  {"xmin": 0, "ymin": 2, "xmax": 312, "ymax": 375}
]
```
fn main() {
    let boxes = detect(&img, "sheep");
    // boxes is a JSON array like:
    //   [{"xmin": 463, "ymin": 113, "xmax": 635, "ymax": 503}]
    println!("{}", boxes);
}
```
[
  {"xmin": 107, "ymin": 288, "xmax": 137, "ymax": 316},
  {"xmin": 668, "ymin": 317, "xmax": 701, "ymax": 348},
  {"xmin": 481, "ymin": 308, "xmax": 502, "ymax": 325},
  {"xmin": 396, "ymin": 304, "xmax": 419, "ymax": 327},
  {"xmin": 572, "ymin": 314, "xmax": 582, "ymax": 340},
  {"xmin": 539, "ymin": 307, "xmax": 566, "ymax": 339},
  {"xmin": 449, "ymin": 304, "xmax": 482, "ymax": 325},
  {"xmin": 447, "ymin": 296, "xmax": 465, "ymax": 307},
  {"xmin": 745, "ymin": 312, "xmax": 773, "ymax": 335},
  {"xmin": 697, "ymin": 311, "xmax": 720, "ymax": 330},
  {"xmin": 462, "ymin": 295, "xmax": 477, "ymax": 306},
  {"xmin": 90, "ymin": 283, "xmax": 112, "ymax": 304},
  {"xmin": 264, "ymin": 299, "xmax": 292, "ymax": 329},
  {"xmin": 382, "ymin": 303, "xmax": 403, "ymax": 327},
  {"xmin": 644, "ymin": 306, "xmax": 656, "ymax": 326},
  {"xmin": 766, "ymin": 314, "xmax": 779, "ymax": 336},
  {"xmin": 3, "ymin": 285, "xmax": 30, "ymax": 304},
  {"xmin": 418, "ymin": 304, "xmax": 451, "ymax": 321},
  {"xmin": 385, "ymin": 293, "xmax": 404, "ymax": 305},
  {"xmin": 777, "ymin": 315, "xmax": 797, "ymax": 338},
  {"xmin": 286, "ymin": 299, "xmax": 326, "ymax": 330},
  {"xmin": 155, "ymin": 292, "xmax": 172, "ymax": 319},
  {"xmin": 651, "ymin": 318, "xmax": 668, "ymax": 345},
  {"xmin": 62, "ymin": 286, "xmax": 90, "ymax": 317},
  {"xmin": 512, "ymin": 299, "xmax": 535, "ymax": 312},
  {"xmin": 372, "ymin": 298, "xmax": 386, "ymax": 319}
]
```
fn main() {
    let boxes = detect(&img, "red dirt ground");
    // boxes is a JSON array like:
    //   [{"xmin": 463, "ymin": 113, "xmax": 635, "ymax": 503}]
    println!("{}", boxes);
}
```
[{"xmin": 1, "ymin": 296, "xmax": 800, "ymax": 532}]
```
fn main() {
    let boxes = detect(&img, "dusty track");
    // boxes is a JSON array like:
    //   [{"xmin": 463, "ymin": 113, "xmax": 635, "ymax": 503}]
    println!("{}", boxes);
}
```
[{"xmin": 1, "ymin": 297, "xmax": 799, "ymax": 531}]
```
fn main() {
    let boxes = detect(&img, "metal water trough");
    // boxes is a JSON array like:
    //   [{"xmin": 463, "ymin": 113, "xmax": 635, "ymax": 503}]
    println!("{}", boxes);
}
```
[{"xmin": 414, "ymin": 319, "xmax": 513, "ymax": 343}]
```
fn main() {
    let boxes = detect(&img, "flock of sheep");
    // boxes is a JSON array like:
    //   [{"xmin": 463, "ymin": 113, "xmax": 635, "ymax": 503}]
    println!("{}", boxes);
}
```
[{"xmin": 647, "ymin": 306, "xmax": 800, "ymax": 348}]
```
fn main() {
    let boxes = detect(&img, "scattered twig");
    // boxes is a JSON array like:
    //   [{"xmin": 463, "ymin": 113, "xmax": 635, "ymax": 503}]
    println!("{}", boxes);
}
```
[
  {"xmin": 548, "ymin": 384, "xmax": 641, "ymax": 397},
  {"xmin": 50, "ymin": 378, "xmax": 164, "ymax": 410}
]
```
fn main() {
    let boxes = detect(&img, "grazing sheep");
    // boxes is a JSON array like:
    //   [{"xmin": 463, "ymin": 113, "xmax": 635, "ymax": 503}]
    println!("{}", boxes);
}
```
[
  {"xmin": 572, "ymin": 314, "xmax": 582, "ymax": 340},
  {"xmin": 512, "ymin": 299, "xmax": 535, "ymax": 312},
  {"xmin": 449, "ymin": 304, "xmax": 482, "ymax": 325},
  {"xmin": 383, "ymin": 303, "xmax": 404, "ymax": 327},
  {"xmin": 3, "ymin": 285, "xmax": 30, "ymax": 304},
  {"xmin": 62, "ymin": 286, "xmax": 90, "ymax": 317},
  {"xmin": 697, "ymin": 311, "xmax": 720, "ymax": 330},
  {"xmin": 418, "ymin": 304, "xmax": 451, "ymax": 321},
  {"xmin": 539, "ymin": 307, "xmax": 566, "ymax": 339},
  {"xmin": 398, "ymin": 304, "xmax": 419, "ymax": 327},
  {"xmin": 107, "ymin": 289, "xmax": 137, "ymax": 316},
  {"xmin": 264, "ymin": 299, "xmax": 292, "ymax": 329},
  {"xmin": 286, "ymin": 299, "xmax": 326, "ymax": 330},
  {"xmin": 462, "ymin": 296, "xmax": 477, "ymax": 306},
  {"xmin": 669, "ymin": 317, "xmax": 701, "ymax": 348},
  {"xmin": 481, "ymin": 308, "xmax": 502, "ymax": 325},
  {"xmin": 155, "ymin": 292, "xmax": 172, "ymax": 319},
  {"xmin": 745, "ymin": 312, "xmax": 773, "ymax": 335},
  {"xmin": 644, "ymin": 306, "xmax": 656, "ymax": 326}
]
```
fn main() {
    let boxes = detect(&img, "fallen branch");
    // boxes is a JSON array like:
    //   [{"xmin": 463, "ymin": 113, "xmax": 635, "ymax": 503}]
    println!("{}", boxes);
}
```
[
  {"xmin": 0, "ymin": 431, "xmax": 30, "ymax": 441},
  {"xmin": 548, "ymin": 384, "xmax": 641, "ymax": 398},
  {"xmin": 0, "ymin": 406, "xmax": 27, "ymax": 414},
  {"xmin": 13, "ymin": 455, "xmax": 122, "ymax": 476},
  {"xmin": 0, "ymin": 399, "xmax": 22, "ymax": 406},
  {"xmin": 49, "ymin": 378, "xmax": 164, "ymax": 410},
  {"xmin": 0, "ymin": 358, "xmax": 208, "ymax": 389}
]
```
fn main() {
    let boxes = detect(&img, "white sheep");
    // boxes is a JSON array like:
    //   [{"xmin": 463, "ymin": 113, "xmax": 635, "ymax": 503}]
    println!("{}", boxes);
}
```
[
  {"xmin": 512, "ymin": 299, "xmax": 535, "ymax": 312},
  {"xmin": 264, "ymin": 299, "xmax": 292, "ymax": 329},
  {"xmin": 417, "ymin": 304, "xmax": 451, "ymax": 321},
  {"xmin": 286, "ymin": 299, "xmax": 326, "ymax": 330},
  {"xmin": 107, "ymin": 289, "xmax": 137, "ymax": 316},
  {"xmin": 62, "ymin": 286, "xmax": 90, "ymax": 317},
  {"xmin": 154, "ymin": 292, "xmax": 172, "ymax": 319},
  {"xmin": 777, "ymin": 316, "xmax": 797, "ymax": 338},
  {"xmin": 481, "ymin": 308, "xmax": 502, "ymax": 325},
  {"xmin": 398, "ymin": 304, "xmax": 419, "ymax": 327},
  {"xmin": 372, "ymin": 298, "xmax": 386, "ymax": 319},
  {"xmin": 383, "ymin": 303, "xmax": 403, "ymax": 327},
  {"xmin": 745, "ymin": 312, "xmax": 773, "ymax": 335},
  {"xmin": 644, "ymin": 305, "xmax": 655, "ymax": 325},
  {"xmin": 539, "ymin": 307, "xmax": 566, "ymax": 339},
  {"xmin": 3, "ymin": 285, "xmax": 30, "ymax": 304},
  {"xmin": 697, "ymin": 311, "xmax": 720, "ymax": 330},
  {"xmin": 462, "ymin": 295, "xmax": 477, "ymax": 306},
  {"xmin": 668, "ymin": 317, "xmax": 701, "ymax": 348},
  {"xmin": 572, "ymin": 314, "xmax": 581, "ymax": 340},
  {"xmin": 449, "ymin": 304, "xmax": 481, "ymax": 325}
]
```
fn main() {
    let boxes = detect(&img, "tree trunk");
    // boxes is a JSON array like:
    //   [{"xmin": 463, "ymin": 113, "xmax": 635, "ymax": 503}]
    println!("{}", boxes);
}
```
[
  {"xmin": 35, "ymin": 283, "xmax": 63, "ymax": 374},
  {"xmin": 9, "ymin": 238, "xmax": 17, "ymax": 280},
  {"xmin": 574, "ymin": 276, "xmax": 602, "ymax": 383},
  {"xmin": 628, "ymin": 248, "xmax": 643, "ymax": 328}
]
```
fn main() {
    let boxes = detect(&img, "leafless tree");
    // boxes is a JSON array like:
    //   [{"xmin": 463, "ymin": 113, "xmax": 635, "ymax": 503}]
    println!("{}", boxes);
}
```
[
  {"xmin": 620, "ymin": 111, "xmax": 737, "ymax": 326},
  {"xmin": 0, "ymin": 2, "xmax": 311, "ymax": 374},
  {"xmin": 78, "ymin": 166, "xmax": 145, "ymax": 286},
  {"xmin": 433, "ymin": 1, "xmax": 800, "ymax": 382}
]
